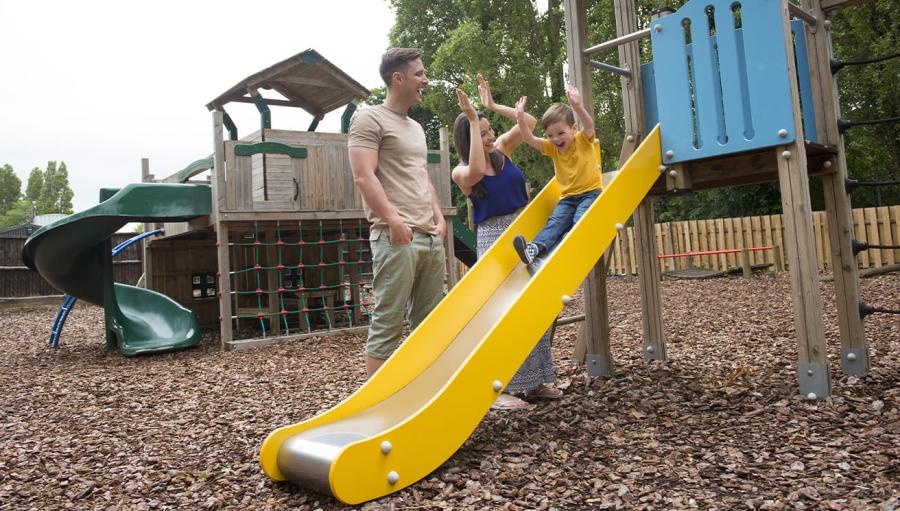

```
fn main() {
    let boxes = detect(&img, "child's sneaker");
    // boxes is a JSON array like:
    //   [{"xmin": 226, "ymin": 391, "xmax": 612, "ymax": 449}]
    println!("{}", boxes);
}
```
[{"xmin": 513, "ymin": 235, "xmax": 540, "ymax": 265}]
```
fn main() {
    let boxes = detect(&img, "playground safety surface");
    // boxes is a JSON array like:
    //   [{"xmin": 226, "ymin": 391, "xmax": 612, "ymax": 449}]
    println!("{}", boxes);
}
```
[{"xmin": 1, "ymin": 273, "xmax": 897, "ymax": 510}]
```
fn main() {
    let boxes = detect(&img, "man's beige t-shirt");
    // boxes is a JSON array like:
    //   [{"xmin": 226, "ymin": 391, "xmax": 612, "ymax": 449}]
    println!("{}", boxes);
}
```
[{"xmin": 348, "ymin": 104, "xmax": 437, "ymax": 240}]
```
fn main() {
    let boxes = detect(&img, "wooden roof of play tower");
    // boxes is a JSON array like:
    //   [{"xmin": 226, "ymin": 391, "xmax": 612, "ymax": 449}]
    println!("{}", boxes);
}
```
[{"xmin": 206, "ymin": 49, "xmax": 369, "ymax": 118}]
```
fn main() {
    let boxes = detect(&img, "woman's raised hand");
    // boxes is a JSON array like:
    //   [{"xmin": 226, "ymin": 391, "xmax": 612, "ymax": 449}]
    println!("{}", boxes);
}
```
[
  {"xmin": 456, "ymin": 88, "xmax": 478, "ymax": 120},
  {"xmin": 476, "ymin": 74, "xmax": 494, "ymax": 110},
  {"xmin": 514, "ymin": 96, "xmax": 528, "ymax": 120}
]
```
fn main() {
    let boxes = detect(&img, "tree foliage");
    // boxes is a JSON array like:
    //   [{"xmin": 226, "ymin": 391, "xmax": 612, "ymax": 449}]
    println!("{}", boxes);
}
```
[
  {"xmin": 382, "ymin": 0, "xmax": 897, "ymax": 221},
  {"xmin": 35, "ymin": 161, "xmax": 74, "ymax": 215},
  {"xmin": 0, "ymin": 164, "xmax": 21, "ymax": 216}
]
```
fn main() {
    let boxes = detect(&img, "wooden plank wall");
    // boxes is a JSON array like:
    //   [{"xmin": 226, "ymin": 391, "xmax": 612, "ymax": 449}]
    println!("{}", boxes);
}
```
[
  {"xmin": 223, "ymin": 129, "xmax": 452, "ymax": 213},
  {"xmin": 146, "ymin": 238, "xmax": 219, "ymax": 326},
  {"xmin": 607, "ymin": 205, "xmax": 900, "ymax": 274},
  {"xmin": 0, "ymin": 234, "xmax": 143, "ymax": 298}
]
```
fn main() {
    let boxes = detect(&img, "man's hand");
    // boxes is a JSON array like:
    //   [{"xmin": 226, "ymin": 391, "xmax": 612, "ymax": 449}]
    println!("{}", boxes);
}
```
[
  {"xmin": 566, "ymin": 84, "xmax": 582, "ymax": 108},
  {"xmin": 435, "ymin": 217, "xmax": 447, "ymax": 240},
  {"xmin": 387, "ymin": 218, "xmax": 413, "ymax": 246}
]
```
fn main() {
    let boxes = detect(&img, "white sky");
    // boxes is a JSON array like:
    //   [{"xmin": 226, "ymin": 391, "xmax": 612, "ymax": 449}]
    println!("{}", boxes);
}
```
[{"xmin": 0, "ymin": 0, "xmax": 395, "ymax": 212}]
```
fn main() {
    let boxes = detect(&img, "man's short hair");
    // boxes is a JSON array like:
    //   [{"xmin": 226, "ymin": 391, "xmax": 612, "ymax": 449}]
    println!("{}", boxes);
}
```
[
  {"xmin": 379, "ymin": 48, "xmax": 422, "ymax": 86},
  {"xmin": 541, "ymin": 103, "xmax": 576, "ymax": 130}
]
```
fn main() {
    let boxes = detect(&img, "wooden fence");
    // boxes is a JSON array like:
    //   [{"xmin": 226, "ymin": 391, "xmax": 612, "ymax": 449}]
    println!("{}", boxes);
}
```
[
  {"xmin": 609, "ymin": 205, "xmax": 900, "ymax": 275},
  {"xmin": 0, "ymin": 234, "xmax": 144, "ymax": 298}
]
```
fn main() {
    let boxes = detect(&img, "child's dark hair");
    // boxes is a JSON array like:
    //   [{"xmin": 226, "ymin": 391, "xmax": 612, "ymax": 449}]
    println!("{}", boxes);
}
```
[
  {"xmin": 541, "ymin": 103, "xmax": 576, "ymax": 130},
  {"xmin": 453, "ymin": 112, "xmax": 505, "ymax": 198},
  {"xmin": 379, "ymin": 48, "xmax": 422, "ymax": 86}
]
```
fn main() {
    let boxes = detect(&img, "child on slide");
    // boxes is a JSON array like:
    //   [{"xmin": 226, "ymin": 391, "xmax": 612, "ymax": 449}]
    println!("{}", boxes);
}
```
[{"xmin": 512, "ymin": 85, "xmax": 602, "ymax": 273}]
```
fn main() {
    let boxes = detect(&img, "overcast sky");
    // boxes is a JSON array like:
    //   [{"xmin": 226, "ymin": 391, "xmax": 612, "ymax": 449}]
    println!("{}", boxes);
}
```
[{"xmin": 0, "ymin": 1, "xmax": 395, "ymax": 212}]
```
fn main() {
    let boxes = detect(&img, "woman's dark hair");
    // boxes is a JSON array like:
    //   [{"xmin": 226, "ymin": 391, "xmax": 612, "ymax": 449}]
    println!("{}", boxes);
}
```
[{"xmin": 453, "ymin": 112, "xmax": 505, "ymax": 198}]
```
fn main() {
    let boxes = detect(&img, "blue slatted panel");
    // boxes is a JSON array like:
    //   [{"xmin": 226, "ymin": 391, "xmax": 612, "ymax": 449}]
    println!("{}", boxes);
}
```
[
  {"xmin": 791, "ymin": 19, "xmax": 818, "ymax": 143},
  {"xmin": 650, "ymin": 0, "xmax": 797, "ymax": 163},
  {"xmin": 641, "ymin": 62, "xmax": 659, "ymax": 128}
]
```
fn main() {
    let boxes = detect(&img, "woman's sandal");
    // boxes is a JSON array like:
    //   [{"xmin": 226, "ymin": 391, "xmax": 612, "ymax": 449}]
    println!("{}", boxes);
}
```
[
  {"xmin": 491, "ymin": 394, "xmax": 530, "ymax": 410},
  {"xmin": 524, "ymin": 385, "xmax": 563, "ymax": 400}
]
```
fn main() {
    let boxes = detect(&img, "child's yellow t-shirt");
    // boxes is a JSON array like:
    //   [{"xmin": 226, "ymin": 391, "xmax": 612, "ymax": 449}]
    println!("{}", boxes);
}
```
[{"xmin": 541, "ymin": 130, "xmax": 602, "ymax": 198}]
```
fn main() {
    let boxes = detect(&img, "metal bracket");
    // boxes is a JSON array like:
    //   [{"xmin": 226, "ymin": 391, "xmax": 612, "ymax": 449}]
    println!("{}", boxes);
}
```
[
  {"xmin": 643, "ymin": 340, "xmax": 668, "ymax": 361},
  {"xmin": 797, "ymin": 363, "xmax": 831, "ymax": 399},
  {"xmin": 586, "ymin": 354, "xmax": 613, "ymax": 377},
  {"xmin": 840, "ymin": 348, "xmax": 869, "ymax": 377}
]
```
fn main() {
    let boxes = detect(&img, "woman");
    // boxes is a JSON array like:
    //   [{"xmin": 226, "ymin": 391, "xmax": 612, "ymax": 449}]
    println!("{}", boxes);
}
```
[{"xmin": 451, "ymin": 74, "xmax": 563, "ymax": 410}]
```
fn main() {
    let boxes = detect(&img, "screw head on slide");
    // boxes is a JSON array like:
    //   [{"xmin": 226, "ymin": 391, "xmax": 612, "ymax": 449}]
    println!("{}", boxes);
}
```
[
  {"xmin": 492, "ymin": 380, "xmax": 503, "ymax": 392},
  {"xmin": 562, "ymin": 295, "xmax": 573, "ymax": 305}
]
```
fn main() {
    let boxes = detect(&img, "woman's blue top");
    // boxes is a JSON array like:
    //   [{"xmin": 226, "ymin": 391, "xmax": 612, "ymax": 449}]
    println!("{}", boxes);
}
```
[{"xmin": 469, "ymin": 154, "xmax": 529, "ymax": 225}]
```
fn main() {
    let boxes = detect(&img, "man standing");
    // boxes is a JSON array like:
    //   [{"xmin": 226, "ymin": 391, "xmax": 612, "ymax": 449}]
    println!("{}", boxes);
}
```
[{"xmin": 348, "ymin": 48, "xmax": 447, "ymax": 377}]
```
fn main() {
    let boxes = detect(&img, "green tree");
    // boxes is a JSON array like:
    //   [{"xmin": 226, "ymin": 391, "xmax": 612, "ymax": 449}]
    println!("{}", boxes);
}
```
[
  {"xmin": 384, "ymin": 0, "xmax": 898, "ymax": 223},
  {"xmin": 25, "ymin": 167, "xmax": 43, "ymax": 202},
  {"xmin": 0, "ymin": 200, "xmax": 34, "ymax": 228},
  {"xmin": 0, "ymin": 164, "xmax": 22, "ymax": 216},
  {"xmin": 35, "ymin": 161, "xmax": 74, "ymax": 215}
]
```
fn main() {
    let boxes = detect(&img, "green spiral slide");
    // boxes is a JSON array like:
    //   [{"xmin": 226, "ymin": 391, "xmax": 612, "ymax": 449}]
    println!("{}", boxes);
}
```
[{"xmin": 22, "ymin": 183, "xmax": 212, "ymax": 356}]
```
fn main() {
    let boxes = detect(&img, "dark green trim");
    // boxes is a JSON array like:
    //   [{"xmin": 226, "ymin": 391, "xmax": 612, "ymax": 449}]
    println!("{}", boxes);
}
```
[
  {"xmin": 453, "ymin": 216, "xmax": 475, "ymax": 251},
  {"xmin": 251, "ymin": 94, "xmax": 272, "ymax": 130},
  {"xmin": 427, "ymin": 153, "xmax": 441, "ymax": 164},
  {"xmin": 223, "ymin": 112, "xmax": 238, "ymax": 141},
  {"xmin": 99, "ymin": 188, "xmax": 120, "ymax": 202},
  {"xmin": 234, "ymin": 142, "xmax": 307, "ymax": 158},
  {"xmin": 172, "ymin": 157, "xmax": 214, "ymax": 183},
  {"xmin": 300, "ymin": 51, "xmax": 320, "ymax": 64},
  {"xmin": 340, "ymin": 103, "xmax": 358, "ymax": 134}
]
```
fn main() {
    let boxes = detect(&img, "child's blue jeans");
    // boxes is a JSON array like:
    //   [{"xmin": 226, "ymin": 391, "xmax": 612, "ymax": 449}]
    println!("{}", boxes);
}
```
[{"xmin": 533, "ymin": 189, "xmax": 601, "ymax": 254}]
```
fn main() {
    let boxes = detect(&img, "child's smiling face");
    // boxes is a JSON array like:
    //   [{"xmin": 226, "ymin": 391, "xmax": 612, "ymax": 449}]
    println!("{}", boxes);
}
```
[{"xmin": 544, "ymin": 120, "xmax": 577, "ymax": 152}]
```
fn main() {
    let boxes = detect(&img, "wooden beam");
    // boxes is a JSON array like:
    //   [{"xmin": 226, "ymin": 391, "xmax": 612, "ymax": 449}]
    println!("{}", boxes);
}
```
[
  {"xmin": 803, "ymin": 0, "xmax": 868, "ymax": 376},
  {"xmin": 211, "ymin": 111, "xmax": 234, "ymax": 349},
  {"xmin": 564, "ymin": 0, "xmax": 614, "ymax": 376},
  {"xmin": 777, "ymin": 0, "xmax": 830, "ymax": 398}
]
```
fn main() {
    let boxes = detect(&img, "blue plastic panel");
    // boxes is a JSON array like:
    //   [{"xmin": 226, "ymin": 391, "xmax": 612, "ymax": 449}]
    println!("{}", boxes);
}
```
[
  {"xmin": 641, "ymin": 62, "xmax": 659, "ymax": 128},
  {"xmin": 650, "ymin": 0, "xmax": 797, "ymax": 163},
  {"xmin": 791, "ymin": 19, "xmax": 818, "ymax": 143}
]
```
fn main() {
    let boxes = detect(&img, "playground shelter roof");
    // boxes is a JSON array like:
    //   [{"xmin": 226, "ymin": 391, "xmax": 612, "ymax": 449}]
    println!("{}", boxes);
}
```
[{"xmin": 206, "ymin": 49, "xmax": 370, "ymax": 119}]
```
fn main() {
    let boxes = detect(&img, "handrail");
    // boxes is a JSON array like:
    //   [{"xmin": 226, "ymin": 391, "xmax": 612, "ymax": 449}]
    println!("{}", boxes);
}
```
[{"xmin": 583, "ymin": 28, "xmax": 651, "ymax": 56}]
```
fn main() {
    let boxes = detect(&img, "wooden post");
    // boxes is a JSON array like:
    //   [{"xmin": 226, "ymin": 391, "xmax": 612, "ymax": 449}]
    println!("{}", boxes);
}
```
[
  {"xmin": 630, "ymin": 3, "xmax": 667, "ymax": 361},
  {"xmin": 439, "ymin": 128, "xmax": 458, "ymax": 289},
  {"xmin": 211, "ymin": 111, "xmax": 234, "ymax": 349},
  {"xmin": 564, "ymin": 0, "xmax": 613, "ymax": 376},
  {"xmin": 741, "ymin": 247, "xmax": 752, "ymax": 278},
  {"xmin": 773, "ymin": 243, "xmax": 785, "ymax": 272},
  {"xmin": 802, "ymin": 0, "xmax": 868, "ymax": 376},
  {"xmin": 776, "ymin": 0, "xmax": 830, "ymax": 398},
  {"xmin": 140, "ymin": 158, "xmax": 154, "ymax": 290},
  {"xmin": 621, "ymin": 230, "xmax": 633, "ymax": 280}
]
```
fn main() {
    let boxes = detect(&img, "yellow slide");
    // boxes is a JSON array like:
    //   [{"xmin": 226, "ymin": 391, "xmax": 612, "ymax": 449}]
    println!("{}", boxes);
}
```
[{"xmin": 259, "ymin": 126, "xmax": 663, "ymax": 504}]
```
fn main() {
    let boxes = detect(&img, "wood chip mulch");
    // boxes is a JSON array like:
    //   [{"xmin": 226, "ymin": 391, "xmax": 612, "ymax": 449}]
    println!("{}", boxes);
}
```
[{"xmin": 0, "ymin": 273, "xmax": 897, "ymax": 510}]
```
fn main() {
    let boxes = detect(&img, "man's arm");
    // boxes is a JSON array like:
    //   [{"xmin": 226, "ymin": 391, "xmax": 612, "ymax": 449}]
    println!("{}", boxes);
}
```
[
  {"xmin": 349, "ymin": 146, "xmax": 413, "ymax": 245},
  {"xmin": 515, "ymin": 96, "xmax": 545, "ymax": 152},
  {"xmin": 567, "ymin": 84, "xmax": 595, "ymax": 140},
  {"xmin": 428, "ymin": 179, "xmax": 447, "ymax": 240}
]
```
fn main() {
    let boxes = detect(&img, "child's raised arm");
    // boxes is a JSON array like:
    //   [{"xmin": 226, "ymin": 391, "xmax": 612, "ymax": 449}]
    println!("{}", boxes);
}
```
[
  {"xmin": 515, "ymin": 96, "xmax": 545, "ymax": 152},
  {"xmin": 478, "ymin": 74, "xmax": 536, "ymax": 155},
  {"xmin": 566, "ymin": 84, "xmax": 595, "ymax": 140}
]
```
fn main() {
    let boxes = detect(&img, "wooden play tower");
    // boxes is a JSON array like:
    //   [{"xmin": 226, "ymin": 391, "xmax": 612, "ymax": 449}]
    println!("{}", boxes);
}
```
[
  {"xmin": 141, "ymin": 49, "xmax": 455, "ymax": 351},
  {"xmin": 565, "ymin": 0, "xmax": 870, "ymax": 398}
]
